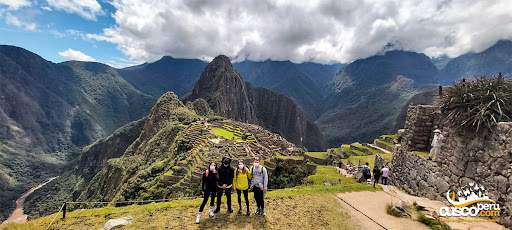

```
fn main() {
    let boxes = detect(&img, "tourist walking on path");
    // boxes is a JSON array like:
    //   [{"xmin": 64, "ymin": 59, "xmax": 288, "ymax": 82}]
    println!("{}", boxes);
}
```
[
  {"xmin": 196, "ymin": 162, "xmax": 219, "ymax": 224},
  {"xmin": 372, "ymin": 167, "xmax": 381, "ymax": 188},
  {"xmin": 429, "ymin": 129, "xmax": 444, "ymax": 161},
  {"xmin": 233, "ymin": 159, "xmax": 252, "ymax": 216},
  {"xmin": 362, "ymin": 162, "xmax": 371, "ymax": 183},
  {"xmin": 381, "ymin": 167, "xmax": 389, "ymax": 185},
  {"xmin": 215, "ymin": 156, "xmax": 235, "ymax": 214},
  {"xmin": 250, "ymin": 157, "xmax": 268, "ymax": 216}
]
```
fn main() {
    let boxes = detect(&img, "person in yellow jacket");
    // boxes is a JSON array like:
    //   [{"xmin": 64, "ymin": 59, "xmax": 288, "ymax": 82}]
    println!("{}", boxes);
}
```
[{"xmin": 233, "ymin": 159, "xmax": 252, "ymax": 215}]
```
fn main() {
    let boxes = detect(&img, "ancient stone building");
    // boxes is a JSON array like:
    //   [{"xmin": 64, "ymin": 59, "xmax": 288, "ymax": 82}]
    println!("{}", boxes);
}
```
[{"xmin": 387, "ymin": 104, "xmax": 512, "ymax": 227}]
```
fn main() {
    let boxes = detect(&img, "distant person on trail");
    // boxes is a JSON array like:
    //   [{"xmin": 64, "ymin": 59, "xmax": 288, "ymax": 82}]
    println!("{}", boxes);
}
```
[
  {"xmin": 250, "ymin": 157, "xmax": 268, "ymax": 216},
  {"xmin": 196, "ymin": 161, "xmax": 219, "ymax": 224},
  {"xmin": 381, "ymin": 167, "xmax": 389, "ymax": 185},
  {"xmin": 429, "ymin": 129, "xmax": 444, "ymax": 162},
  {"xmin": 362, "ymin": 162, "xmax": 371, "ymax": 182},
  {"xmin": 215, "ymin": 156, "xmax": 235, "ymax": 214},
  {"xmin": 372, "ymin": 166, "xmax": 381, "ymax": 188},
  {"xmin": 233, "ymin": 159, "xmax": 251, "ymax": 216}
]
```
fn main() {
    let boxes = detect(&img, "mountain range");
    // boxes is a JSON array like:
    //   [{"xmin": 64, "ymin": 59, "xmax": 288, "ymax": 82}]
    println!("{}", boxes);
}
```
[{"xmin": 1, "ymin": 40, "xmax": 512, "ymax": 221}]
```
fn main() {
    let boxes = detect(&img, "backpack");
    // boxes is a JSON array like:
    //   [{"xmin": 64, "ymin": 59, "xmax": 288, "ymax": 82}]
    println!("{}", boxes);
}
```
[{"xmin": 362, "ymin": 166, "xmax": 370, "ymax": 176}]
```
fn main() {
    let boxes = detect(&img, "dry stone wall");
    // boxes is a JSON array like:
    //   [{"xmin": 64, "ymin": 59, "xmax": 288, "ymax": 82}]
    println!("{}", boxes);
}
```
[
  {"xmin": 401, "ymin": 105, "xmax": 443, "ymax": 151},
  {"xmin": 390, "ymin": 104, "xmax": 512, "ymax": 227}
]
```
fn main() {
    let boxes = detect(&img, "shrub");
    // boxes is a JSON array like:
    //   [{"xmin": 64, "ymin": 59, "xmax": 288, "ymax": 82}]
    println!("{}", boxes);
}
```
[
  {"xmin": 438, "ymin": 75, "xmax": 512, "ymax": 134},
  {"xmin": 418, "ymin": 213, "xmax": 449, "ymax": 230}
]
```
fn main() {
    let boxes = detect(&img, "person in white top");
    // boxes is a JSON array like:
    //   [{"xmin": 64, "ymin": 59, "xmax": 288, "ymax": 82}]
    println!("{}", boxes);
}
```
[
  {"xmin": 381, "ymin": 167, "xmax": 389, "ymax": 185},
  {"xmin": 429, "ymin": 129, "xmax": 444, "ymax": 161}
]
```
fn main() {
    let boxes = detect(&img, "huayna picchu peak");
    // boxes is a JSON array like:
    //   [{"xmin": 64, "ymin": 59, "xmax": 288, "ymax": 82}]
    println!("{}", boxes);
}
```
[{"xmin": 184, "ymin": 55, "xmax": 327, "ymax": 151}]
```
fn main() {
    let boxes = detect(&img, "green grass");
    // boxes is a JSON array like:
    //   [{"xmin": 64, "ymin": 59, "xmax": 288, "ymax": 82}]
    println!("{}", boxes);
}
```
[
  {"xmin": 379, "ymin": 153, "xmax": 393, "ymax": 162},
  {"xmin": 413, "ymin": 151, "xmax": 430, "ymax": 158},
  {"xmin": 350, "ymin": 149, "xmax": 365, "ymax": 156},
  {"xmin": 276, "ymin": 155, "xmax": 304, "ymax": 160},
  {"xmin": 5, "ymin": 166, "xmax": 381, "ymax": 230},
  {"xmin": 305, "ymin": 152, "xmax": 327, "ymax": 159},
  {"xmin": 347, "ymin": 155, "xmax": 375, "ymax": 169},
  {"xmin": 340, "ymin": 145, "xmax": 351, "ymax": 155},
  {"xmin": 382, "ymin": 134, "xmax": 398, "ymax": 139},
  {"xmin": 352, "ymin": 143, "xmax": 380, "ymax": 154},
  {"xmin": 376, "ymin": 139, "xmax": 395, "ymax": 148},
  {"xmin": 307, "ymin": 166, "xmax": 364, "ymax": 186},
  {"xmin": 211, "ymin": 127, "xmax": 245, "ymax": 142}
]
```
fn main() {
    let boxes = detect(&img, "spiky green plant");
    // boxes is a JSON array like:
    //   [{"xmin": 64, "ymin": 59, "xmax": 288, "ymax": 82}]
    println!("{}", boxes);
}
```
[{"xmin": 438, "ymin": 75, "xmax": 512, "ymax": 133}]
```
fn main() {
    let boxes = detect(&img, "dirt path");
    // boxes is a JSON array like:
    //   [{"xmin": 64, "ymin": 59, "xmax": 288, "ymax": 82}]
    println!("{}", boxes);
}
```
[
  {"xmin": 1, "ymin": 177, "xmax": 58, "ymax": 226},
  {"xmin": 337, "ymin": 191, "xmax": 429, "ymax": 230},
  {"xmin": 336, "ymin": 185, "xmax": 505, "ymax": 230}
]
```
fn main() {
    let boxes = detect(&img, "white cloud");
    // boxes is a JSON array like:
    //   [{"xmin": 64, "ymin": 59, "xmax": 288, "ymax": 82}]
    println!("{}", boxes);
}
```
[
  {"xmin": 5, "ymin": 12, "xmax": 36, "ymax": 31},
  {"xmin": 0, "ymin": 0, "xmax": 31, "ymax": 10},
  {"xmin": 45, "ymin": 0, "xmax": 103, "ymax": 21},
  {"xmin": 58, "ymin": 48, "xmax": 96, "ymax": 61},
  {"xmin": 88, "ymin": 0, "xmax": 512, "ymax": 64},
  {"xmin": 105, "ymin": 57, "xmax": 144, "ymax": 69},
  {"xmin": 41, "ymin": 6, "xmax": 52, "ymax": 11}
]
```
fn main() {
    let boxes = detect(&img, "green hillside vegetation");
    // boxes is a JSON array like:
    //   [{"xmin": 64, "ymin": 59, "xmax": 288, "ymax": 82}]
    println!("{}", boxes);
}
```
[
  {"xmin": 375, "ymin": 139, "xmax": 395, "ymax": 148},
  {"xmin": 305, "ymin": 152, "xmax": 327, "ymax": 159},
  {"xmin": 2, "ymin": 167, "xmax": 379, "ymax": 230}
]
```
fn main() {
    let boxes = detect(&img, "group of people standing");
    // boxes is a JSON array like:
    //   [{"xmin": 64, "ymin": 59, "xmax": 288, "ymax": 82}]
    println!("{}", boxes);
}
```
[
  {"xmin": 361, "ymin": 162, "xmax": 389, "ymax": 188},
  {"xmin": 196, "ymin": 156, "xmax": 268, "ymax": 224}
]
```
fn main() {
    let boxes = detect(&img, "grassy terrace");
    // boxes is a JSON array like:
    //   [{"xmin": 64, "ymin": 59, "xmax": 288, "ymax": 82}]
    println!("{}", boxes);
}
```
[
  {"xmin": 351, "ymin": 143, "xmax": 379, "ymax": 154},
  {"xmin": 375, "ymin": 139, "xmax": 395, "ymax": 148},
  {"xmin": 4, "ymin": 167, "xmax": 380, "ymax": 230},
  {"xmin": 381, "ymin": 134, "xmax": 398, "ymax": 139},
  {"xmin": 305, "ymin": 152, "xmax": 327, "ymax": 159}
]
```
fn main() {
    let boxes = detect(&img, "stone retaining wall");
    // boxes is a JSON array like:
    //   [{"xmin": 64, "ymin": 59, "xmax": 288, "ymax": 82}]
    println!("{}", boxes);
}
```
[
  {"xmin": 390, "ymin": 105, "xmax": 512, "ymax": 227},
  {"xmin": 401, "ymin": 105, "xmax": 442, "ymax": 151},
  {"xmin": 304, "ymin": 155, "xmax": 328, "ymax": 165}
]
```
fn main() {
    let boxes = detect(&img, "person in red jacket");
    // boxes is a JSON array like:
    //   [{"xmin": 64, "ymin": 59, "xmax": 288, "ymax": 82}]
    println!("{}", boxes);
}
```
[{"xmin": 196, "ymin": 161, "xmax": 219, "ymax": 224}]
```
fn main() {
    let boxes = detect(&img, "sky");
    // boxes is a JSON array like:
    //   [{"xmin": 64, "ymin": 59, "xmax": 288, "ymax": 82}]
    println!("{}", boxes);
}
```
[{"xmin": 0, "ymin": 0, "xmax": 511, "ymax": 68}]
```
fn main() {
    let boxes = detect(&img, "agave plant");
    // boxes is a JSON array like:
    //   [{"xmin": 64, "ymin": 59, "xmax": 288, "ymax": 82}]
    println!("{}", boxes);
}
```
[{"xmin": 438, "ymin": 75, "xmax": 512, "ymax": 134}]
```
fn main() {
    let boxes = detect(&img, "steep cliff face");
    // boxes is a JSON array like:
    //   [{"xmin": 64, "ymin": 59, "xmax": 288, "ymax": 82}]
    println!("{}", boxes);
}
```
[
  {"xmin": 185, "ymin": 55, "xmax": 256, "ymax": 123},
  {"xmin": 184, "ymin": 55, "xmax": 327, "ymax": 151}
]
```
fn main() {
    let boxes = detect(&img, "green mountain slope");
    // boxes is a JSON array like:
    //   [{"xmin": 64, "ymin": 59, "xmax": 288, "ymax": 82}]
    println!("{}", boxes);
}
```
[{"xmin": 0, "ymin": 45, "xmax": 155, "ymax": 221}]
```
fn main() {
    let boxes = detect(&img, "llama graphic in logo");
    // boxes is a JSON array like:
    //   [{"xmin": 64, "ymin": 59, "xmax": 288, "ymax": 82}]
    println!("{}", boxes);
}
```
[
  {"xmin": 440, "ymin": 182, "xmax": 500, "ymax": 218},
  {"xmin": 446, "ymin": 183, "xmax": 496, "ymax": 208}
]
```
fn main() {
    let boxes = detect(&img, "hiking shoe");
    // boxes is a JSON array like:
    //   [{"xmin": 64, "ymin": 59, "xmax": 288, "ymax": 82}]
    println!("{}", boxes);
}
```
[
  {"xmin": 255, "ymin": 207, "xmax": 261, "ymax": 215},
  {"xmin": 261, "ymin": 210, "xmax": 266, "ymax": 216},
  {"xmin": 196, "ymin": 214, "xmax": 201, "ymax": 224},
  {"xmin": 228, "ymin": 209, "xmax": 233, "ymax": 214},
  {"xmin": 246, "ymin": 210, "xmax": 250, "ymax": 216},
  {"xmin": 238, "ymin": 209, "xmax": 242, "ymax": 215},
  {"xmin": 213, "ymin": 209, "xmax": 220, "ymax": 214},
  {"xmin": 208, "ymin": 206, "xmax": 214, "ymax": 217}
]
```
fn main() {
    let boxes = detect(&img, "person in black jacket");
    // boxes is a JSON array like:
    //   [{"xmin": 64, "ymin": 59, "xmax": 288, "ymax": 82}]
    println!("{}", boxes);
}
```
[
  {"xmin": 372, "ymin": 166, "xmax": 381, "ymax": 188},
  {"xmin": 214, "ymin": 156, "xmax": 235, "ymax": 214},
  {"xmin": 196, "ymin": 161, "xmax": 219, "ymax": 224}
]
